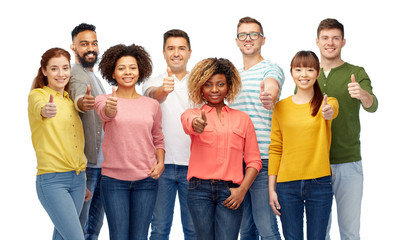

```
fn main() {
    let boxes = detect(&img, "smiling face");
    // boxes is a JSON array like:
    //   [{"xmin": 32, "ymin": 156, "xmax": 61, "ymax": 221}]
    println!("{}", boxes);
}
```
[
  {"xmin": 316, "ymin": 28, "xmax": 346, "ymax": 61},
  {"xmin": 202, "ymin": 74, "xmax": 228, "ymax": 109},
  {"xmin": 236, "ymin": 23, "xmax": 265, "ymax": 57},
  {"xmin": 42, "ymin": 56, "xmax": 70, "ymax": 93},
  {"xmin": 163, "ymin": 37, "xmax": 191, "ymax": 74},
  {"xmin": 112, "ymin": 56, "xmax": 139, "ymax": 88},
  {"xmin": 291, "ymin": 67, "xmax": 319, "ymax": 91},
  {"xmin": 71, "ymin": 30, "xmax": 99, "ymax": 69}
]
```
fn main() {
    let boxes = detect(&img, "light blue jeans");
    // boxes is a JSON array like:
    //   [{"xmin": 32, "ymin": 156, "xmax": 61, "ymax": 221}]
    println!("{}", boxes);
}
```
[
  {"xmin": 79, "ymin": 167, "xmax": 104, "ymax": 240},
  {"xmin": 36, "ymin": 171, "xmax": 86, "ymax": 240},
  {"xmin": 149, "ymin": 164, "xmax": 196, "ymax": 240},
  {"xmin": 239, "ymin": 160, "xmax": 281, "ymax": 240},
  {"xmin": 326, "ymin": 161, "xmax": 363, "ymax": 240}
]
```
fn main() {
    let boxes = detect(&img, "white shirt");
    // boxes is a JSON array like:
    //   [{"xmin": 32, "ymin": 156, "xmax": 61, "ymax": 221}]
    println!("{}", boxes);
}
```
[{"xmin": 142, "ymin": 72, "xmax": 192, "ymax": 166}]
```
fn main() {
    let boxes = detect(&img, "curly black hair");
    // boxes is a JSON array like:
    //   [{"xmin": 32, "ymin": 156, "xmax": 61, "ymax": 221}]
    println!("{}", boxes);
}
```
[
  {"xmin": 71, "ymin": 23, "xmax": 96, "ymax": 41},
  {"xmin": 99, "ymin": 44, "xmax": 153, "ymax": 86}
]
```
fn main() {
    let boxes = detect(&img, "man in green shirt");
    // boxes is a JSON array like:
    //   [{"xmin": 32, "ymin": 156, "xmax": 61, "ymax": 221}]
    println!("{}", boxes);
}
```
[{"xmin": 316, "ymin": 18, "xmax": 378, "ymax": 240}]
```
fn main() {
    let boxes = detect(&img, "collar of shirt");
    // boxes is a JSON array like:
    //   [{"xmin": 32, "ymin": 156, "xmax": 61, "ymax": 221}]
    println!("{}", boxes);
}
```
[{"xmin": 43, "ymin": 86, "xmax": 70, "ymax": 99}]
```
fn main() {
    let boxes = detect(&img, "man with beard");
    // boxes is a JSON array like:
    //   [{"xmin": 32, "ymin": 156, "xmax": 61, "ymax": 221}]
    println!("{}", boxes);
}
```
[{"xmin": 69, "ymin": 23, "xmax": 106, "ymax": 240}]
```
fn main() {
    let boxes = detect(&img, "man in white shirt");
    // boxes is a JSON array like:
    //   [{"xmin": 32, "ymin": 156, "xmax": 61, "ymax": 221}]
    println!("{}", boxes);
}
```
[{"xmin": 143, "ymin": 29, "xmax": 196, "ymax": 240}]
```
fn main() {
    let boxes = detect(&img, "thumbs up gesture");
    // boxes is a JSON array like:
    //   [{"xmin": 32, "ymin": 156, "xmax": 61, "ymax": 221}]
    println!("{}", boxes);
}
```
[
  {"xmin": 192, "ymin": 109, "xmax": 208, "ymax": 134},
  {"xmin": 321, "ymin": 95, "xmax": 334, "ymax": 120},
  {"xmin": 105, "ymin": 87, "xmax": 118, "ymax": 118},
  {"xmin": 79, "ymin": 85, "xmax": 95, "ymax": 112},
  {"xmin": 348, "ymin": 74, "xmax": 362, "ymax": 100},
  {"xmin": 260, "ymin": 81, "xmax": 274, "ymax": 110},
  {"xmin": 162, "ymin": 67, "xmax": 174, "ymax": 94},
  {"xmin": 41, "ymin": 94, "xmax": 57, "ymax": 118}
]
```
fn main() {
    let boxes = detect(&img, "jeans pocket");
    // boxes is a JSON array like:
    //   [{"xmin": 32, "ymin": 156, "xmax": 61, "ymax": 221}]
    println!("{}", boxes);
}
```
[
  {"xmin": 313, "ymin": 176, "xmax": 332, "ymax": 185},
  {"xmin": 188, "ymin": 179, "xmax": 200, "ymax": 190},
  {"xmin": 37, "ymin": 172, "xmax": 58, "ymax": 182}
]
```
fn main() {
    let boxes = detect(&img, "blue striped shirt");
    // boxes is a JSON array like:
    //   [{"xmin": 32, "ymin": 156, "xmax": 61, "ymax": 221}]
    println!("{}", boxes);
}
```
[{"xmin": 231, "ymin": 60, "xmax": 285, "ymax": 159}]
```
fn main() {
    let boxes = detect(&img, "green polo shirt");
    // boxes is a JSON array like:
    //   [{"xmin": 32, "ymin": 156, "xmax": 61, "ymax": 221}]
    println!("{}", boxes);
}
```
[{"xmin": 318, "ymin": 62, "xmax": 378, "ymax": 164}]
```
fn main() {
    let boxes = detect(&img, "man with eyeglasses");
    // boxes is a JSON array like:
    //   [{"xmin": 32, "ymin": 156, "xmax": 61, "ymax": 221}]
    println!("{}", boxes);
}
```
[{"xmin": 232, "ymin": 16, "xmax": 284, "ymax": 240}]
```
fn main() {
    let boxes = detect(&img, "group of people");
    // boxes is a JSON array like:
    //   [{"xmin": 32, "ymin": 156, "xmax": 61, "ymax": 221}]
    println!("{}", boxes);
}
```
[{"xmin": 28, "ymin": 16, "xmax": 378, "ymax": 240}]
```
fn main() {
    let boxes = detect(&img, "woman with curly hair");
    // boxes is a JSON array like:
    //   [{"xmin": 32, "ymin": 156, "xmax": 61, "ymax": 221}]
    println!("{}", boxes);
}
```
[
  {"xmin": 181, "ymin": 58, "xmax": 262, "ymax": 240},
  {"xmin": 94, "ymin": 44, "xmax": 165, "ymax": 240},
  {"xmin": 28, "ymin": 47, "xmax": 88, "ymax": 240}
]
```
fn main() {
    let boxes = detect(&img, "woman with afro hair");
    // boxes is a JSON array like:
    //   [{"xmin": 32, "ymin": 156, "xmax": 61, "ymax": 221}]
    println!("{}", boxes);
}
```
[
  {"xmin": 94, "ymin": 44, "xmax": 165, "ymax": 240},
  {"xmin": 181, "ymin": 58, "xmax": 262, "ymax": 240}
]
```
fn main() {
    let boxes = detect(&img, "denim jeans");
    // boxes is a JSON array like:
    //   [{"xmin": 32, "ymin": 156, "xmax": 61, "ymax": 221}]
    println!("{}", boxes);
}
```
[
  {"xmin": 276, "ymin": 176, "xmax": 333, "ymax": 240},
  {"xmin": 100, "ymin": 175, "xmax": 158, "ymax": 240},
  {"xmin": 187, "ymin": 178, "xmax": 243, "ymax": 240},
  {"xmin": 239, "ymin": 160, "xmax": 281, "ymax": 240},
  {"xmin": 36, "ymin": 171, "xmax": 86, "ymax": 240},
  {"xmin": 79, "ymin": 167, "xmax": 104, "ymax": 240},
  {"xmin": 150, "ymin": 164, "xmax": 196, "ymax": 240},
  {"xmin": 326, "ymin": 161, "xmax": 363, "ymax": 240}
]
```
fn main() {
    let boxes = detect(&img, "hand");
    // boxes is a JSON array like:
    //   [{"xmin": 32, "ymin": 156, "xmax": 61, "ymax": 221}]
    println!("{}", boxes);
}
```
[
  {"xmin": 269, "ymin": 190, "xmax": 281, "ymax": 216},
  {"xmin": 147, "ymin": 162, "xmax": 164, "ymax": 179},
  {"xmin": 260, "ymin": 81, "xmax": 274, "ymax": 110},
  {"xmin": 84, "ymin": 188, "xmax": 92, "ymax": 202},
  {"xmin": 223, "ymin": 187, "xmax": 247, "ymax": 210},
  {"xmin": 192, "ymin": 109, "xmax": 207, "ymax": 133},
  {"xmin": 79, "ymin": 85, "xmax": 95, "ymax": 112},
  {"xmin": 162, "ymin": 67, "xmax": 174, "ymax": 94},
  {"xmin": 348, "ymin": 74, "xmax": 363, "ymax": 100},
  {"xmin": 41, "ymin": 94, "xmax": 57, "ymax": 118},
  {"xmin": 322, "ymin": 95, "xmax": 334, "ymax": 120},
  {"xmin": 105, "ymin": 87, "xmax": 118, "ymax": 118}
]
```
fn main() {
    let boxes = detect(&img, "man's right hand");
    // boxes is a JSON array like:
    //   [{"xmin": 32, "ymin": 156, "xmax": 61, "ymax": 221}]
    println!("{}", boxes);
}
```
[
  {"xmin": 162, "ymin": 67, "xmax": 174, "ymax": 94},
  {"xmin": 78, "ymin": 85, "xmax": 95, "ymax": 112}
]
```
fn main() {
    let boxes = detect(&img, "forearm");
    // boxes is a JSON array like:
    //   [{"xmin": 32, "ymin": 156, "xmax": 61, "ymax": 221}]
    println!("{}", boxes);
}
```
[
  {"xmin": 239, "ymin": 167, "xmax": 259, "ymax": 192},
  {"xmin": 145, "ymin": 86, "xmax": 168, "ymax": 103},
  {"xmin": 360, "ymin": 89, "xmax": 374, "ymax": 109},
  {"xmin": 268, "ymin": 175, "xmax": 277, "ymax": 192},
  {"xmin": 155, "ymin": 148, "xmax": 165, "ymax": 165}
]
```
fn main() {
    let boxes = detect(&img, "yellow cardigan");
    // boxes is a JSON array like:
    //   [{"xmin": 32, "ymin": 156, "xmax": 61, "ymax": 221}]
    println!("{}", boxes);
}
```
[{"xmin": 268, "ymin": 96, "xmax": 339, "ymax": 182}]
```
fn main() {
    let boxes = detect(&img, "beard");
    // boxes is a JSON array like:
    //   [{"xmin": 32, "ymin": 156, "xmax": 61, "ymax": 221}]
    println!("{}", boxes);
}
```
[{"xmin": 77, "ymin": 51, "xmax": 98, "ymax": 69}]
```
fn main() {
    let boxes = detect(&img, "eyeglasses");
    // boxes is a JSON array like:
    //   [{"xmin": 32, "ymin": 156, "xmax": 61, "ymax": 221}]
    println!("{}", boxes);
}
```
[{"xmin": 237, "ymin": 32, "xmax": 263, "ymax": 41}]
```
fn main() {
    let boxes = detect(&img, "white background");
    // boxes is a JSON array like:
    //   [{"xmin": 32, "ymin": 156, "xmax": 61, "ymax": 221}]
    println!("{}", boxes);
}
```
[{"xmin": 1, "ymin": 0, "xmax": 392, "ymax": 239}]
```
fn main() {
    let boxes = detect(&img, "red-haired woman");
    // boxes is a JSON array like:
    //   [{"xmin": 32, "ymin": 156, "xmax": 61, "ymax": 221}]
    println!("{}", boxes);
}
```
[{"xmin": 28, "ymin": 48, "xmax": 88, "ymax": 240}]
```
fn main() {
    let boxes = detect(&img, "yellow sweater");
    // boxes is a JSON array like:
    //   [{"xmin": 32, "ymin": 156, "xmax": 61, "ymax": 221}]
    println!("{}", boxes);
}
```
[
  {"xmin": 268, "ymin": 96, "xmax": 338, "ymax": 182},
  {"xmin": 28, "ymin": 86, "xmax": 87, "ymax": 175}
]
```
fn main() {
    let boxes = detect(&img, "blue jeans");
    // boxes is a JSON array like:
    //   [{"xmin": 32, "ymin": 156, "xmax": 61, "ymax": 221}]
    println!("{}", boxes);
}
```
[
  {"xmin": 100, "ymin": 175, "xmax": 158, "ymax": 240},
  {"xmin": 36, "ymin": 171, "xmax": 86, "ymax": 240},
  {"xmin": 150, "ymin": 164, "xmax": 196, "ymax": 240},
  {"xmin": 79, "ymin": 168, "xmax": 104, "ymax": 240},
  {"xmin": 326, "ymin": 161, "xmax": 363, "ymax": 240},
  {"xmin": 187, "ymin": 178, "xmax": 243, "ymax": 240},
  {"xmin": 277, "ymin": 176, "xmax": 333, "ymax": 240},
  {"xmin": 239, "ymin": 160, "xmax": 281, "ymax": 240}
]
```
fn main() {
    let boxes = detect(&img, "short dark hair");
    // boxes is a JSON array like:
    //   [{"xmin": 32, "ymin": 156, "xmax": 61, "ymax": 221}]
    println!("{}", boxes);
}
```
[
  {"xmin": 99, "ymin": 44, "xmax": 152, "ymax": 86},
  {"xmin": 163, "ymin": 29, "xmax": 191, "ymax": 50},
  {"xmin": 237, "ymin": 16, "xmax": 264, "ymax": 35},
  {"xmin": 317, "ymin": 18, "xmax": 344, "ymax": 39},
  {"xmin": 71, "ymin": 23, "xmax": 96, "ymax": 41}
]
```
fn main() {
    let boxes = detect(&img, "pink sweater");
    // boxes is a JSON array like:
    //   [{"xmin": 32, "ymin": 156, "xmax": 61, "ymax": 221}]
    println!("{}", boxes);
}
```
[{"xmin": 95, "ymin": 94, "xmax": 164, "ymax": 181}]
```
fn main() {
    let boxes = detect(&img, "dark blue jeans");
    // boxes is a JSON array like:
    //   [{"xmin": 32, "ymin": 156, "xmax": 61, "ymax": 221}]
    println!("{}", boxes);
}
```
[
  {"xmin": 79, "ymin": 167, "xmax": 104, "ymax": 240},
  {"xmin": 100, "ymin": 175, "xmax": 158, "ymax": 240},
  {"xmin": 276, "ymin": 176, "xmax": 333, "ymax": 240},
  {"xmin": 187, "ymin": 178, "xmax": 243, "ymax": 240}
]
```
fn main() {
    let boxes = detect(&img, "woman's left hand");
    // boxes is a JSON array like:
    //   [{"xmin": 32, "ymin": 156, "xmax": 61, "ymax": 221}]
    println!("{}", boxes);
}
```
[
  {"xmin": 223, "ymin": 187, "xmax": 247, "ymax": 210},
  {"xmin": 322, "ymin": 95, "xmax": 334, "ymax": 120},
  {"xmin": 147, "ymin": 162, "xmax": 165, "ymax": 179}
]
